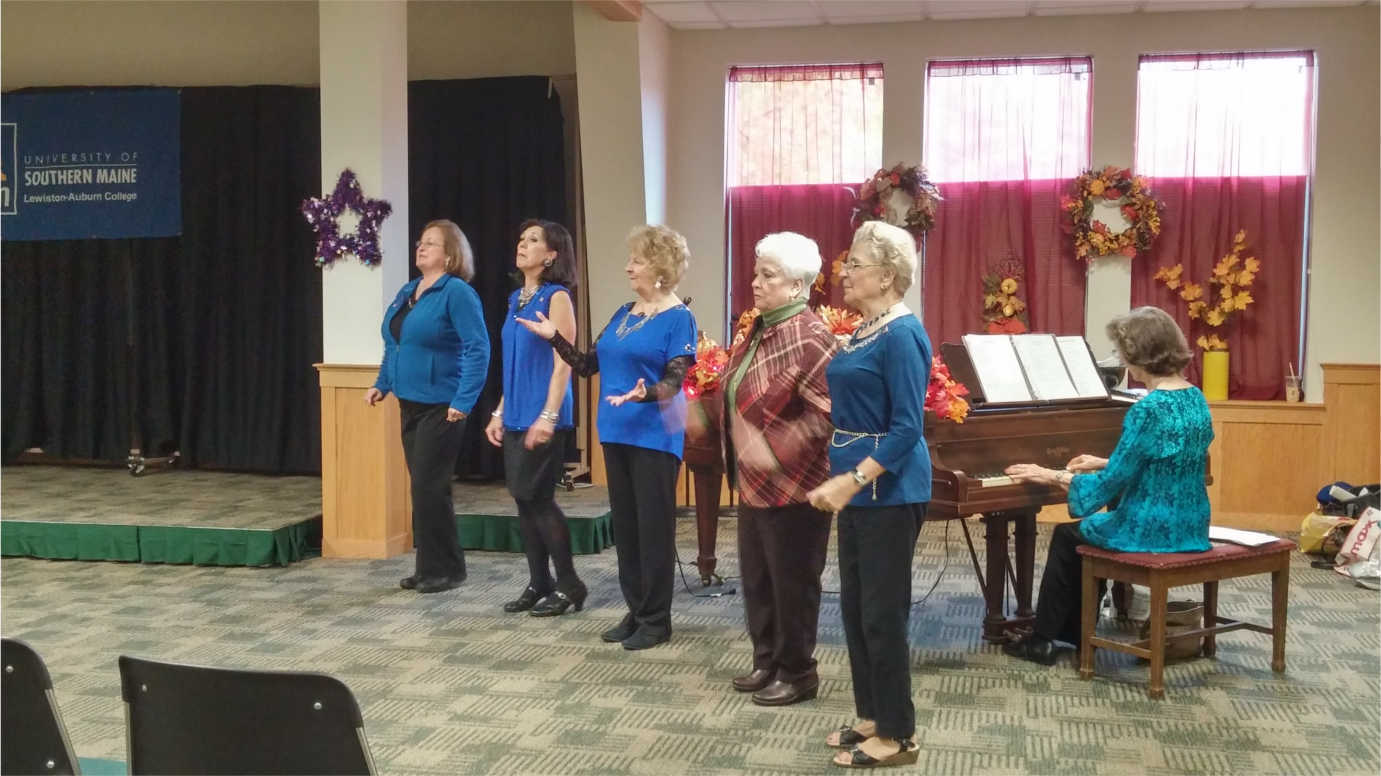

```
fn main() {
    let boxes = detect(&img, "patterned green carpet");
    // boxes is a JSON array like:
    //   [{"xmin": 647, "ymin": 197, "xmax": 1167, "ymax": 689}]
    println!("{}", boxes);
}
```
[{"xmin": 2, "ymin": 519, "xmax": 1376, "ymax": 775}]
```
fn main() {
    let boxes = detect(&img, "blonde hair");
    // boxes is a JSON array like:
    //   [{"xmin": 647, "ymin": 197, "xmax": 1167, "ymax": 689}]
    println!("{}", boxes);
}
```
[
  {"xmin": 1107, "ymin": 306, "xmax": 1192, "ymax": 377},
  {"xmin": 627, "ymin": 224, "xmax": 690, "ymax": 289},
  {"xmin": 850, "ymin": 221, "xmax": 917, "ymax": 295},
  {"xmin": 425, "ymin": 219, "xmax": 475, "ymax": 281},
  {"xmin": 754, "ymin": 232, "xmax": 821, "ymax": 299}
]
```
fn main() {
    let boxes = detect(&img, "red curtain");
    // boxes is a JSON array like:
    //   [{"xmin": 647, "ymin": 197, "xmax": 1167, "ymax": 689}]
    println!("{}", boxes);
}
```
[
  {"xmin": 1132, "ymin": 51, "xmax": 1314, "ymax": 399},
  {"xmin": 921, "ymin": 57, "xmax": 1092, "ymax": 348},
  {"xmin": 1132, "ymin": 177, "xmax": 1307, "ymax": 398},
  {"xmin": 923, "ymin": 180, "xmax": 1087, "ymax": 348},
  {"xmin": 727, "ymin": 184, "xmax": 854, "ymax": 317}
]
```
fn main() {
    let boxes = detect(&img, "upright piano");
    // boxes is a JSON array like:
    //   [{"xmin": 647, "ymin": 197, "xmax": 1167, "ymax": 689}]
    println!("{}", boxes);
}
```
[{"xmin": 925, "ymin": 340, "xmax": 1134, "ymax": 642}]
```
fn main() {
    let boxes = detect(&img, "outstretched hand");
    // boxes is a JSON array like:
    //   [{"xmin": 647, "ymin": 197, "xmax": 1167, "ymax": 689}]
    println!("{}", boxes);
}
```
[
  {"xmin": 514, "ymin": 311, "xmax": 558, "ymax": 341},
  {"xmin": 1065, "ymin": 454, "xmax": 1107, "ymax": 472},
  {"xmin": 605, "ymin": 378, "xmax": 647, "ymax": 407}
]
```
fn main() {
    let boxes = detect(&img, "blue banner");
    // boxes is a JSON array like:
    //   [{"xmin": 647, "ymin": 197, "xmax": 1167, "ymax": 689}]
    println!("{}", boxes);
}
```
[{"xmin": 1, "ymin": 89, "xmax": 181, "ymax": 241}]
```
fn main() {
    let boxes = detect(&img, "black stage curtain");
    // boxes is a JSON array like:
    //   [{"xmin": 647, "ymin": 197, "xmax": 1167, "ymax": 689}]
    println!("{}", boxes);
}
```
[
  {"xmin": 408, "ymin": 77, "xmax": 568, "ymax": 479},
  {"xmin": 2, "ymin": 86, "xmax": 323, "ymax": 473}
]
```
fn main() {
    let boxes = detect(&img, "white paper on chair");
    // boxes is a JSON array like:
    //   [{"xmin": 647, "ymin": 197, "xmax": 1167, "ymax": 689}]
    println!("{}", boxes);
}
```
[
  {"xmin": 1010, "ymin": 334, "xmax": 1079, "ymax": 401},
  {"xmin": 962, "ymin": 334, "xmax": 1032, "ymax": 404},
  {"xmin": 1056, "ymin": 336, "xmax": 1110, "ymax": 399},
  {"xmin": 1209, "ymin": 526, "xmax": 1280, "ymax": 547}
]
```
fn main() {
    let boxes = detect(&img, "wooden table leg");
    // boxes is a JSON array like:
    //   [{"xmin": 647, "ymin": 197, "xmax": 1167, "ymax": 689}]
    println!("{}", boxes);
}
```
[
  {"xmin": 1271, "ymin": 559, "xmax": 1289, "ymax": 673},
  {"xmin": 1147, "ymin": 578, "xmax": 1168, "ymax": 700},
  {"xmin": 980, "ymin": 513, "xmax": 1011, "ymax": 642}
]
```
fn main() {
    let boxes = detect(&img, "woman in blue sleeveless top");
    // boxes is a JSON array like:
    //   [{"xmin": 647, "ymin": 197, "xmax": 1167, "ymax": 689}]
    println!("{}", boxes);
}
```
[{"xmin": 485, "ymin": 220, "xmax": 587, "ymax": 616}]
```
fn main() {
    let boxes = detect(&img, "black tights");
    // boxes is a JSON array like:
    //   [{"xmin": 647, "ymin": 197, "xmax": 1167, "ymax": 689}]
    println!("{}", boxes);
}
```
[{"xmin": 516, "ymin": 496, "xmax": 581, "ymax": 594}]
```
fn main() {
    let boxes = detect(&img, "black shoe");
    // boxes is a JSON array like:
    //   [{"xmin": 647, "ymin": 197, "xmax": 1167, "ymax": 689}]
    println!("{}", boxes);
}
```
[
  {"xmin": 731, "ymin": 668, "xmax": 773, "ymax": 693},
  {"xmin": 399, "ymin": 575, "xmax": 419, "ymax": 590},
  {"xmin": 416, "ymin": 574, "xmax": 465, "ymax": 594},
  {"xmin": 601, "ymin": 616, "xmax": 637, "ymax": 643},
  {"xmin": 1002, "ymin": 634, "xmax": 1058, "ymax": 666},
  {"xmin": 752, "ymin": 678, "xmax": 818, "ymax": 706},
  {"xmin": 503, "ymin": 586, "xmax": 547, "ymax": 613},
  {"xmin": 531, "ymin": 585, "xmax": 587, "ymax": 617},
  {"xmin": 621, "ymin": 627, "xmax": 670, "ymax": 651},
  {"xmin": 834, "ymin": 738, "xmax": 919, "ymax": 768}
]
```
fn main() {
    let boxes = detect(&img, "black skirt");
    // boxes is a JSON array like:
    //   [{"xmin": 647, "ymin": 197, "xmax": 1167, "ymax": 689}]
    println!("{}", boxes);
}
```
[{"xmin": 503, "ymin": 428, "xmax": 570, "ymax": 501}]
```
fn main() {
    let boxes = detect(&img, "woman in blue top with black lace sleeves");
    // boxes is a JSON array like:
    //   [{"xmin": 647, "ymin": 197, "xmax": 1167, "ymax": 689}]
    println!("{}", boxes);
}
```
[
  {"xmin": 517, "ymin": 225, "xmax": 698, "ymax": 652},
  {"xmin": 1003, "ymin": 306, "xmax": 1213, "ymax": 666}
]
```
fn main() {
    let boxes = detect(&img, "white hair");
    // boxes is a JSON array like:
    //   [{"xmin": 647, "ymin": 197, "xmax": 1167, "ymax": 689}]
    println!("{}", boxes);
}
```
[
  {"xmin": 851, "ymin": 221, "xmax": 917, "ymax": 295},
  {"xmin": 753, "ymin": 232, "xmax": 821, "ymax": 299}
]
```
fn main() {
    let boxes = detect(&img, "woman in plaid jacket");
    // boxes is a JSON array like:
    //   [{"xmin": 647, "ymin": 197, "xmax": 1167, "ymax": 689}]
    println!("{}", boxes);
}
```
[{"xmin": 722, "ymin": 232, "xmax": 839, "ymax": 707}]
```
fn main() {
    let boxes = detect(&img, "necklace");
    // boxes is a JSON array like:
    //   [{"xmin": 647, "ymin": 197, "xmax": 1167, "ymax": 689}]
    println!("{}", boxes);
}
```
[
  {"xmin": 516, "ymin": 285, "xmax": 539, "ymax": 311},
  {"xmin": 841, "ymin": 303, "xmax": 901, "ymax": 354},
  {"xmin": 855, "ymin": 303, "xmax": 899, "ymax": 336},
  {"xmin": 615, "ymin": 303, "xmax": 664, "ymax": 339}
]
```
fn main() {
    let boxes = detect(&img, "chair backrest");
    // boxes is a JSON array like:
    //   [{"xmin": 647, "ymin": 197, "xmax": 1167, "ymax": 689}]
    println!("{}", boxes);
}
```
[
  {"xmin": 118, "ymin": 655, "xmax": 375, "ymax": 776},
  {"xmin": 2, "ymin": 638, "xmax": 82, "ymax": 776}
]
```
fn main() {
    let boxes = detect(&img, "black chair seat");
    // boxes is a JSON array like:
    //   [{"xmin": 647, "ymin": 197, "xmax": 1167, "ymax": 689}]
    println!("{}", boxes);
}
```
[{"xmin": 2, "ymin": 637, "xmax": 81, "ymax": 776}]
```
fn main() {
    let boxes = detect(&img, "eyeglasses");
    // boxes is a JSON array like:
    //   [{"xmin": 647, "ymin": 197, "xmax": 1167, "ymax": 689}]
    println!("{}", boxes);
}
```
[
  {"xmin": 841, "ymin": 260, "xmax": 883, "ymax": 272},
  {"xmin": 416, "ymin": 240, "xmax": 444, "ymax": 250}
]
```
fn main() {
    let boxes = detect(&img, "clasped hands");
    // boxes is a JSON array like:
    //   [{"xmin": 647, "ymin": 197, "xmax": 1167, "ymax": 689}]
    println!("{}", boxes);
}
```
[{"xmin": 1004, "ymin": 454, "xmax": 1107, "ymax": 485}]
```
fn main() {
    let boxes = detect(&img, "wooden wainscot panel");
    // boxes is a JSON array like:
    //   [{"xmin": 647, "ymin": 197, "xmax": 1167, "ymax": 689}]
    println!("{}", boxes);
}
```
[
  {"xmin": 1322, "ymin": 363, "xmax": 1380, "ymax": 486},
  {"xmin": 1207, "ymin": 399, "xmax": 1326, "ymax": 532},
  {"xmin": 315, "ymin": 364, "xmax": 412, "ymax": 559}
]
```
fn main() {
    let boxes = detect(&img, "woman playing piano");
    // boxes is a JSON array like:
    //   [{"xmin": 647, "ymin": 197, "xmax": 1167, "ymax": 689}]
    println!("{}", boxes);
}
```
[
  {"xmin": 1002, "ymin": 306, "xmax": 1213, "ymax": 665},
  {"xmin": 807, "ymin": 221, "xmax": 930, "ymax": 769}
]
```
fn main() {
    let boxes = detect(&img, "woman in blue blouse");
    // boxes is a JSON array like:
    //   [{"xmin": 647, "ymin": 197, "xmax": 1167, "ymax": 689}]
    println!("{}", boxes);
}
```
[
  {"xmin": 518, "ymin": 225, "xmax": 698, "ymax": 651},
  {"xmin": 484, "ymin": 219, "xmax": 587, "ymax": 617},
  {"xmin": 1003, "ymin": 306, "xmax": 1212, "ymax": 666},
  {"xmin": 365, "ymin": 220, "xmax": 490, "ymax": 594},
  {"xmin": 807, "ymin": 221, "xmax": 929, "ymax": 769}
]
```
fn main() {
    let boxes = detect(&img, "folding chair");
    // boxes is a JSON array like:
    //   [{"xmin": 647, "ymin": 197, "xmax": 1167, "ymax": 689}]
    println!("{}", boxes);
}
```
[{"xmin": 2, "ymin": 637, "xmax": 82, "ymax": 776}]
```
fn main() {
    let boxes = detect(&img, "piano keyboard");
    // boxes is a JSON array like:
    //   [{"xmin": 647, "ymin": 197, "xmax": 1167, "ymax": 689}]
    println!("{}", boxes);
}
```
[{"xmin": 974, "ymin": 473, "xmax": 1015, "ymax": 487}]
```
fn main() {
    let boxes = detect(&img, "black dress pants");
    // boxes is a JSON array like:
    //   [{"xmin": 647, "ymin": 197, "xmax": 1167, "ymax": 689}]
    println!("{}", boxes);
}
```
[
  {"xmin": 399, "ymin": 399, "xmax": 466, "ymax": 580},
  {"xmin": 837, "ymin": 503, "xmax": 924, "ymax": 740},
  {"xmin": 738, "ymin": 502, "xmax": 832, "ymax": 684},
  {"xmin": 601, "ymin": 442, "xmax": 680, "ymax": 635},
  {"xmin": 1034, "ymin": 521, "xmax": 1106, "ymax": 645}
]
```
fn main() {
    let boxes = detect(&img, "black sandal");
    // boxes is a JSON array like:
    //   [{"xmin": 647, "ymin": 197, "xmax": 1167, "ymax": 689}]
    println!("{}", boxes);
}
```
[
  {"xmin": 826, "ymin": 725, "xmax": 868, "ymax": 749},
  {"xmin": 834, "ymin": 738, "xmax": 919, "ymax": 768}
]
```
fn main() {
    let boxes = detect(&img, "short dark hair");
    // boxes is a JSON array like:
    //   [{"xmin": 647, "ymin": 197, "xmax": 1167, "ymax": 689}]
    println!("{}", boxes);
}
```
[
  {"xmin": 518, "ymin": 218, "xmax": 578, "ymax": 290},
  {"xmin": 1106, "ymin": 306, "xmax": 1192, "ymax": 377}
]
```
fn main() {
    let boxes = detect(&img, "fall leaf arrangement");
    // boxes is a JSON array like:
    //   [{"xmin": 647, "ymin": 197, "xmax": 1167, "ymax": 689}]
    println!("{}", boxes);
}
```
[{"xmin": 1153, "ymin": 229, "xmax": 1259, "ymax": 352}]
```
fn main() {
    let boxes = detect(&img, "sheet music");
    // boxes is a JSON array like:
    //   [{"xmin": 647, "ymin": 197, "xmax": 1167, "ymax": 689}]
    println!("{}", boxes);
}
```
[
  {"xmin": 1209, "ymin": 526, "xmax": 1280, "ymax": 547},
  {"xmin": 1010, "ymin": 334, "xmax": 1079, "ymax": 401},
  {"xmin": 961, "ymin": 335, "xmax": 1032, "ymax": 404},
  {"xmin": 1056, "ymin": 336, "xmax": 1110, "ymax": 399}
]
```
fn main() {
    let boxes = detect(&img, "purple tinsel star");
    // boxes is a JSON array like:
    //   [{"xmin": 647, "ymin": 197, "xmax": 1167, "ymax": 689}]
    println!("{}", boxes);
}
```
[{"xmin": 301, "ymin": 169, "xmax": 393, "ymax": 268}]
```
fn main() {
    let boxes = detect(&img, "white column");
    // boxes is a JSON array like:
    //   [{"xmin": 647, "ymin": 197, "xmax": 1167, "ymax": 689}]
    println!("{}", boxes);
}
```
[
  {"xmin": 319, "ymin": 0, "xmax": 409, "ymax": 365},
  {"xmin": 1084, "ymin": 51, "xmax": 1138, "ymax": 359}
]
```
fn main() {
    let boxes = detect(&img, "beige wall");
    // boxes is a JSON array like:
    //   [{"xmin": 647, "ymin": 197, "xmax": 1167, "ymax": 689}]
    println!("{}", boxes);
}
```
[
  {"xmin": 1, "ymin": 1, "xmax": 576, "ymax": 88},
  {"xmin": 664, "ymin": 6, "xmax": 1381, "ymax": 397}
]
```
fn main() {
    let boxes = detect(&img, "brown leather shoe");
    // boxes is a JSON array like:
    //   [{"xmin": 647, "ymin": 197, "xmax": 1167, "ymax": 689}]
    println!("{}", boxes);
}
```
[
  {"xmin": 751, "ymin": 678, "xmax": 819, "ymax": 706},
  {"xmin": 731, "ymin": 668, "xmax": 773, "ymax": 693}
]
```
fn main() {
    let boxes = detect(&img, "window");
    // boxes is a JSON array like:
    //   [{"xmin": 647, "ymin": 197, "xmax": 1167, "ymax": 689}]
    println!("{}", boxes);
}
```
[
  {"xmin": 1136, "ymin": 51, "xmax": 1313, "ymax": 177},
  {"xmin": 919, "ymin": 57, "xmax": 1093, "ymax": 347},
  {"xmin": 727, "ymin": 63, "xmax": 883, "ymax": 185},
  {"xmin": 724, "ymin": 64, "xmax": 883, "ymax": 321},
  {"xmin": 925, "ymin": 57, "xmax": 1092, "ymax": 182},
  {"xmin": 1131, "ymin": 51, "xmax": 1316, "ymax": 400}
]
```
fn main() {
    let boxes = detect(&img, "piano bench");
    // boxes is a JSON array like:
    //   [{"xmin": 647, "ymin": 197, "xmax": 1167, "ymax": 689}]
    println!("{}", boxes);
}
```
[{"xmin": 1076, "ymin": 539, "xmax": 1293, "ymax": 699}]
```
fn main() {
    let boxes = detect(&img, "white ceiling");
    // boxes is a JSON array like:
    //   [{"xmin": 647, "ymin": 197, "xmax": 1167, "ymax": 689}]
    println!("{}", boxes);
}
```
[{"xmin": 642, "ymin": 0, "xmax": 1373, "ymax": 29}]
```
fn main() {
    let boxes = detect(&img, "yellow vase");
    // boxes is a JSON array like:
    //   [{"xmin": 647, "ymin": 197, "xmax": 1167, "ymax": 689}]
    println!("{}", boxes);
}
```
[{"xmin": 1202, "ymin": 350, "xmax": 1229, "ymax": 400}]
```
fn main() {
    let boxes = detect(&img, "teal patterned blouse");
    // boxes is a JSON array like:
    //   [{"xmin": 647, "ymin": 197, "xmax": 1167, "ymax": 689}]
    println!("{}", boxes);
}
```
[{"xmin": 1071, "ymin": 387, "xmax": 1214, "ymax": 553}]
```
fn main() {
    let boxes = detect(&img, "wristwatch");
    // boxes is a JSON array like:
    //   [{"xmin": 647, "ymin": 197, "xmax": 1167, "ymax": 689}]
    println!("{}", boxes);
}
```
[{"xmin": 849, "ymin": 468, "xmax": 869, "ymax": 487}]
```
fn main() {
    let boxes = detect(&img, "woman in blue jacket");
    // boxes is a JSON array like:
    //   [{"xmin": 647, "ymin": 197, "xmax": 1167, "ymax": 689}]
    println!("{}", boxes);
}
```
[{"xmin": 365, "ymin": 219, "xmax": 491, "ymax": 594}]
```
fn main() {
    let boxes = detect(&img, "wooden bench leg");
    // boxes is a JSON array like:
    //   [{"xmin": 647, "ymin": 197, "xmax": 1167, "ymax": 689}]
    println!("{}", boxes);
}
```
[
  {"xmin": 1202, "ymin": 580, "xmax": 1218, "ymax": 658},
  {"xmin": 1079, "ymin": 560, "xmax": 1096, "ymax": 680},
  {"xmin": 1271, "ymin": 560, "xmax": 1289, "ymax": 673},
  {"xmin": 1147, "ymin": 580, "xmax": 1167, "ymax": 700}
]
